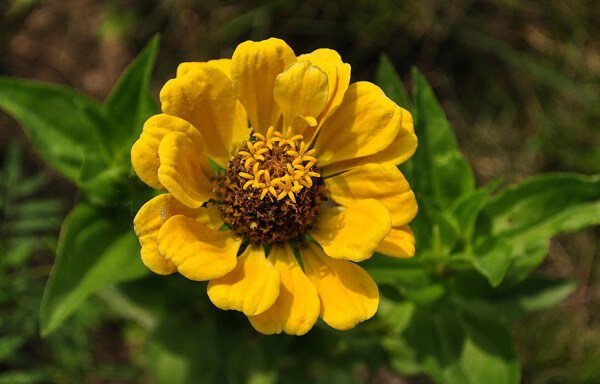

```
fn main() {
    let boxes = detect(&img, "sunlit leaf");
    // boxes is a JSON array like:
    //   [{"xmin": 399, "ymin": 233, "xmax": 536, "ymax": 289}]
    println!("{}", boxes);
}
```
[
  {"xmin": 376, "ymin": 54, "xmax": 412, "ymax": 110},
  {"xmin": 40, "ymin": 204, "xmax": 148, "ymax": 336},
  {"xmin": 103, "ymin": 35, "xmax": 160, "ymax": 158},
  {"xmin": 0, "ymin": 79, "xmax": 114, "ymax": 182},
  {"xmin": 477, "ymin": 173, "xmax": 600, "ymax": 284},
  {"xmin": 404, "ymin": 68, "xmax": 474, "ymax": 205},
  {"xmin": 479, "ymin": 173, "xmax": 600, "ymax": 244}
]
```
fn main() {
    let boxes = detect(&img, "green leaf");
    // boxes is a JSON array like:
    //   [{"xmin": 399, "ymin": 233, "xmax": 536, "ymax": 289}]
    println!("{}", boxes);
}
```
[
  {"xmin": 495, "ymin": 276, "xmax": 577, "ymax": 325},
  {"xmin": 450, "ymin": 179, "xmax": 501, "ymax": 247},
  {"xmin": 477, "ymin": 173, "xmax": 600, "ymax": 284},
  {"xmin": 403, "ymin": 306, "xmax": 520, "ymax": 384},
  {"xmin": 40, "ymin": 204, "xmax": 148, "ymax": 336},
  {"xmin": 363, "ymin": 255, "xmax": 447, "ymax": 305},
  {"xmin": 77, "ymin": 153, "xmax": 129, "ymax": 206},
  {"xmin": 0, "ymin": 78, "xmax": 114, "ymax": 182},
  {"xmin": 454, "ymin": 237, "xmax": 513, "ymax": 287},
  {"xmin": 376, "ymin": 54, "xmax": 412, "ymax": 110},
  {"xmin": 103, "ymin": 35, "xmax": 160, "ymax": 158},
  {"xmin": 479, "ymin": 173, "xmax": 600, "ymax": 245},
  {"xmin": 456, "ymin": 276, "xmax": 577, "ymax": 326},
  {"xmin": 404, "ymin": 68, "xmax": 474, "ymax": 205}
]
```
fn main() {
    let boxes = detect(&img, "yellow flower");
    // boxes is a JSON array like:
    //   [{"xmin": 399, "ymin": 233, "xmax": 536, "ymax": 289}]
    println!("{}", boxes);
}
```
[{"xmin": 131, "ymin": 38, "xmax": 418, "ymax": 335}]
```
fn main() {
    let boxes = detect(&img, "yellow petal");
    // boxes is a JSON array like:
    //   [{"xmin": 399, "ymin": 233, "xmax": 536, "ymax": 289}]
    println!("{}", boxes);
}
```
[
  {"xmin": 207, "ymin": 245, "xmax": 281, "ymax": 316},
  {"xmin": 310, "ymin": 199, "xmax": 391, "ymax": 262},
  {"xmin": 300, "ymin": 243, "xmax": 379, "ymax": 330},
  {"xmin": 376, "ymin": 225, "xmax": 415, "ymax": 258},
  {"xmin": 273, "ymin": 61, "xmax": 329, "ymax": 132},
  {"xmin": 313, "ymin": 82, "xmax": 399, "ymax": 167},
  {"xmin": 157, "ymin": 215, "xmax": 241, "ymax": 281},
  {"xmin": 178, "ymin": 59, "xmax": 252, "ymax": 148},
  {"xmin": 326, "ymin": 163, "xmax": 418, "ymax": 227},
  {"xmin": 177, "ymin": 59, "xmax": 232, "ymax": 79},
  {"xmin": 160, "ymin": 63, "xmax": 242, "ymax": 166},
  {"xmin": 320, "ymin": 107, "xmax": 417, "ymax": 176},
  {"xmin": 131, "ymin": 114, "xmax": 212, "ymax": 190},
  {"xmin": 133, "ymin": 194, "xmax": 223, "ymax": 275},
  {"xmin": 157, "ymin": 132, "xmax": 214, "ymax": 208},
  {"xmin": 297, "ymin": 48, "xmax": 350, "ymax": 142},
  {"xmin": 248, "ymin": 243, "xmax": 320, "ymax": 335},
  {"xmin": 231, "ymin": 38, "xmax": 296, "ymax": 133}
]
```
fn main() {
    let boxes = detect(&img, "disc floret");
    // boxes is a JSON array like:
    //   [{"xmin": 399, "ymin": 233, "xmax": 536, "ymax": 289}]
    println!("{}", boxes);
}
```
[{"xmin": 217, "ymin": 127, "xmax": 326, "ymax": 244}]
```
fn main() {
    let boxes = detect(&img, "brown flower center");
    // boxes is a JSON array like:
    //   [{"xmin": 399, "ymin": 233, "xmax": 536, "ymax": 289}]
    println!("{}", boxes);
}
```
[{"xmin": 216, "ymin": 127, "xmax": 327, "ymax": 244}]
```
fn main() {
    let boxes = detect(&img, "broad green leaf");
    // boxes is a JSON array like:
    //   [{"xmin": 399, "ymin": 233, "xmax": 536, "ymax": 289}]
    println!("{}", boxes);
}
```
[
  {"xmin": 450, "ymin": 179, "xmax": 501, "ymax": 248},
  {"xmin": 476, "ymin": 173, "xmax": 600, "ymax": 284},
  {"xmin": 479, "ymin": 173, "xmax": 600, "ymax": 244},
  {"xmin": 403, "ymin": 306, "xmax": 520, "ymax": 384},
  {"xmin": 103, "ymin": 35, "xmax": 160, "ymax": 158},
  {"xmin": 495, "ymin": 276, "xmax": 577, "ymax": 325},
  {"xmin": 453, "ymin": 237, "xmax": 513, "ymax": 287},
  {"xmin": 77, "ymin": 153, "xmax": 129, "ymax": 206},
  {"xmin": 363, "ymin": 255, "xmax": 447, "ymax": 305},
  {"xmin": 0, "ymin": 79, "xmax": 114, "ymax": 182},
  {"xmin": 456, "ymin": 276, "xmax": 577, "ymax": 327},
  {"xmin": 503, "ymin": 240, "xmax": 550, "ymax": 286},
  {"xmin": 405, "ymin": 68, "xmax": 474, "ymax": 205},
  {"xmin": 40, "ymin": 203, "xmax": 148, "ymax": 336},
  {"xmin": 376, "ymin": 54, "xmax": 412, "ymax": 110}
]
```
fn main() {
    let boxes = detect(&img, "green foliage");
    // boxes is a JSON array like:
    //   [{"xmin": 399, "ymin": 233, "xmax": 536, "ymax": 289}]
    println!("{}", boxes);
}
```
[
  {"xmin": 0, "ymin": 141, "xmax": 141, "ymax": 382},
  {"xmin": 371, "ymin": 56, "xmax": 599, "ymax": 384},
  {"xmin": 39, "ymin": 204, "xmax": 148, "ymax": 336},
  {"xmin": 0, "ymin": 36, "xmax": 160, "ymax": 336},
  {"xmin": 1, "ymin": 38, "xmax": 598, "ymax": 384}
]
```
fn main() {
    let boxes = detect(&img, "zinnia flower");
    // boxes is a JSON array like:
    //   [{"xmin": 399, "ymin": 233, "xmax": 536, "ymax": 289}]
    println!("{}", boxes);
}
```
[{"xmin": 131, "ymin": 38, "xmax": 418, "ymax": 335}]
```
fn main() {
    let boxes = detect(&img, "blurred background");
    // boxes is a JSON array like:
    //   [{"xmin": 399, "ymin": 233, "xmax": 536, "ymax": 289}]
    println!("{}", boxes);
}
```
[{"xmin": 0, "ymin": 0, "xmax": 599, "ymax": 382}]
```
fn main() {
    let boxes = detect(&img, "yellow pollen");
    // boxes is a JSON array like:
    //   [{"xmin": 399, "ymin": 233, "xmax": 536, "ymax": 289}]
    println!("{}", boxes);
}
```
[{"xmin": 235, "ymin": 127, "xmax": 321, "ymax": 203}]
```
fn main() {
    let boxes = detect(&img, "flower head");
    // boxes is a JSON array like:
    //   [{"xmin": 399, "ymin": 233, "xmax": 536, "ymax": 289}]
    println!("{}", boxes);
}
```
[{"xmin": 131, "ymin": 38, "xmax": 418, "ymax": 335}]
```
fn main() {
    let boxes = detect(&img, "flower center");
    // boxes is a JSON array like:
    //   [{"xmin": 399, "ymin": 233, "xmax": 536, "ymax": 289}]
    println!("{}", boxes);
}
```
[{"xmin": 216, "ymin": 127, "xmax": 327, "ymax": 244}]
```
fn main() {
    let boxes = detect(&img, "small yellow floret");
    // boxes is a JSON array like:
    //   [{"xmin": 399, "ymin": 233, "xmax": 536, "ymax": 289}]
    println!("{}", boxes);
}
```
[{"xmin": 236, "ymin": 127, "xmax": 321, "ymax": 203}]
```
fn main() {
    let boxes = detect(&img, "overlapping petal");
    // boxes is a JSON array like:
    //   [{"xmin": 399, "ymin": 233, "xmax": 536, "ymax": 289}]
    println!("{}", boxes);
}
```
[
  {"xmin": 133, "ymin": 194, "xmax": 223, "ymax": 275},
  {"xmin": 248, "ymin": 243, "xmax": 320, "ymax": 335},
  {"xmin": 177, "ymin": 59, "xmax": 232, "ymax": 79},
  {"xmin": 319, "ymin": 107, "xmax": 417, "ymax": 175},
  {"xmin": 131, "ymin": 114, "xmax": 212, "ymax": 190},
  {"xmin": 157, "ymin": 215, "xmax": 241, "ymax": 281},
  {"xmin": 300, "ymin": 243, "xmax": 379, "ymax": 330},
  {"xmin": 157, "ymin": 132, "xmax": 214, "ymax": 208},
  {"xmin": 231, "ymin": 38, "xmax": 296, "ymax": 134},
  {"xmin": 376, "ymin": 225, "xmax": 415, "ymax": 258},
  {"xmin": 326, "ymin": 163, "xmax": 418, "ymax": 227},
  {"xmin": 310, "ymin": 199, "xmax": 391, "ymax": 262},
  {"xmin": 313, "ymin": 82, "xmax": 399, "ymax": 168},
  {"xmin": 160, "ymin": 63, "xmax": 245, "ymax": 166},
  {"xmin": 273, "ymin": 61, "xmax": 329, "ymax": 133},
  {"xmin": 297, "ymin": 48, "xmax": 350, "ymax": 142},
  {"xmin": 207, "ymin": 245, "xmax": 281, "ymax": 316}
]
